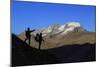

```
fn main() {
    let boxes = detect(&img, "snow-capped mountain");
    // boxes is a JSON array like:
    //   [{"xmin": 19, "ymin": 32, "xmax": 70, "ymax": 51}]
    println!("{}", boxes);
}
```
[
  {"xmin": 31, "ymin": 22, "xmax": 85, "ymax": 36},
  {"xmin": 18, "ymin": 22, "xmax": 95, "ymax": 49}
]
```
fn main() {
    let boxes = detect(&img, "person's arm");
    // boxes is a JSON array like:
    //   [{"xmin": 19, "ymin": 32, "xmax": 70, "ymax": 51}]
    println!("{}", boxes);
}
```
[{"xmin": 30, "ymin": 29, "xmax": 35, "ymax": 32}]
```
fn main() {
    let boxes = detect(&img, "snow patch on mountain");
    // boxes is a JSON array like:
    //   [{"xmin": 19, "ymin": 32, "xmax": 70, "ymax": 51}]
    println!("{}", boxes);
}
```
[
  {"xmin": 31, "ymin": 22, "xmax": 84, "ymax": 36},
  {"xmin": 67, "ymin": 22, "xmax": 81, "ymax": 27},
  {"xmin": 60, "ymin": 22, "xmax": 81, "ymax": 35}
]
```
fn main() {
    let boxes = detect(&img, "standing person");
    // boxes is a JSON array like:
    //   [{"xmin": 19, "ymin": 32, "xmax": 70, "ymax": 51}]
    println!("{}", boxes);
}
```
[
  {"xmin": 35, "ymin": 33, "xmax": 39, "ymax": 42},
  {"xmin": 35, "ymin": 33, "xmax": 44, "ymax": 50},
  {"xmin": 25, "ymin": 27, "xmax": 35, "ymax": 45},
  {"xmin": 38, "ymin": 33, "xmax": 44, "ymax": 50}
]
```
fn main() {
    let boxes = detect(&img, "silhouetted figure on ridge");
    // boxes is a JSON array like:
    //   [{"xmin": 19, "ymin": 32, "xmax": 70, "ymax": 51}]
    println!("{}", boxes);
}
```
[
  {"xmin": 35, "ymin": 33, "xmax": 44, "ymax": 50},
  {"xmin": 35, "ymin": 33, "xmax": 39, "ymax": 42},
  {"xmin": 25, "ymin": 27, "xmax": 35, "ymax": 46}
]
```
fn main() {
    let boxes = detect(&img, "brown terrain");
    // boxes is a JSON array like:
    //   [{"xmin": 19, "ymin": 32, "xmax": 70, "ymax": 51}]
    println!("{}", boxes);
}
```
[
  {"xmin": 18, "ymin": 31, "xmax": 96, "ymax": 49},
  {"xmin": 12, "ymin": 31, "xmax": 96, "ymax": 66}
]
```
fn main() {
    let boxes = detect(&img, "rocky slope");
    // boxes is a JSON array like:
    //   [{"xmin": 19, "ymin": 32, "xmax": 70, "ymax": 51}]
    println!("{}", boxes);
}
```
[{"xmin": 18, "ymin": 22, "xmax": 96, "ymax": 49}]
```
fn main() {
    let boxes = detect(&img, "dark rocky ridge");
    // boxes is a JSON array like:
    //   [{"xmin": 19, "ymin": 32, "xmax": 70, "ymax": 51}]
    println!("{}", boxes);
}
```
[{"xmin": 12, "ymin": 34, "xmax": 96, "ymax": 66}]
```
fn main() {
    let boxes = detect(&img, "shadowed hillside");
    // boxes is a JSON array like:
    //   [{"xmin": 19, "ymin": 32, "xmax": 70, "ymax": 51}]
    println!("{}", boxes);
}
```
[
  {"xmin": 48, "ymin": 43, "xmax": 96, "ymax": 63},
  {"xmin": 12, "ymin": 34, "xmax": 96, "ymax": 67},
  {"xmin": 12, "ymin": 34, "xmax": 60, "ymax": 66}
]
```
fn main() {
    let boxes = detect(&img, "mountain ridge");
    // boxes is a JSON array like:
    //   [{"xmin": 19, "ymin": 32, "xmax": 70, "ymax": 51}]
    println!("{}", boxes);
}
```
[
  {"xmin": 18, "ymin": 22, "xmax": 96, "ymax": 49},
  {"xmin": 31, "ymin": 22, "xmax": 85, "ymax": 36}
]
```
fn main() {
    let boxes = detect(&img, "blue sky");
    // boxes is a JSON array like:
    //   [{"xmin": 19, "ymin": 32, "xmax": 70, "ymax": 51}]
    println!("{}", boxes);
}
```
[{"xmin": 12, "ymin": 0, "xmax": 96, "ymax": 34}]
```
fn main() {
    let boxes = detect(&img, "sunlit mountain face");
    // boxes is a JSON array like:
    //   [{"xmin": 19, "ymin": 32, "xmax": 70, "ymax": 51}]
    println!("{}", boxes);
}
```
[
  {"xmin": 30, "ymin": 22, "xmax": 85, "ymax": 36},
  {"xmin": 18, "ymin": 22, "xmax": 95, "ymax": 49}
]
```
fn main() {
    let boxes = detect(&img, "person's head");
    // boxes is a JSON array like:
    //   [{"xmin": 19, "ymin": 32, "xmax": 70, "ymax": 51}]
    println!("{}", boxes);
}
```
[
  {"xmin": 40, "ymin": 33, "xmax": 42, "ymax": 35},
  {"xmin": 27, "ymin": 27, "xmax": 30, "ymax": 31},
  {"xmin": 36, "ymin": 33, "xmax": 39, "ymax": 36}
]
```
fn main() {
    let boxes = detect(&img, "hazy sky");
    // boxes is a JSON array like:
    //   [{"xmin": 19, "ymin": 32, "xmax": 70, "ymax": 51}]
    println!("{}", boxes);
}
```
[{"xmin": 12, "ymin": 0, "xmax": 96, "ymax": 34}]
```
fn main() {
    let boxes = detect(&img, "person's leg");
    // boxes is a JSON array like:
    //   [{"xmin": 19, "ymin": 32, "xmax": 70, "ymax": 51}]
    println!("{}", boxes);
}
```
[
  {"xmin": 39, "ymin": 43, "xmax": 40, "ymax": 50},
  {"xmin": 28, "ymin": 37, "xmax": 31, "ymax": 46},
  {"xmin": 39, "ymin": 41, "xmax": 41, "ymax": 50},
  {"xmin": 25, "ymin": 38, "xmax": 27, "ymax": 42}
]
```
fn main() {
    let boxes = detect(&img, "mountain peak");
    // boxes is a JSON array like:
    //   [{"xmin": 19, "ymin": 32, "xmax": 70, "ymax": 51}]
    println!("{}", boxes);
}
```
[
  {"xmin": 30, "ymin": 22, "xmax": 85, "ymax": 36},
  {"xmin": 18, "ymin": 22, "xmax": 95, "ymax": 49},
  {"xmin": 67, "ymin": 22, "xmax": 81, "ymax": 27},
  {"xmin": 58, "ymin": 22, "xmax": 81, "ymax": 33},
  {"xmin": 37, "ymin": 22, "xmax": 84, "ymax": 36}
]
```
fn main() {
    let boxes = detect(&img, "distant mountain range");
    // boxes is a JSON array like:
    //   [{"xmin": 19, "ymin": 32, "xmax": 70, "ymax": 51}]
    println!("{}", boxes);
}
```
[
  {"xmin": 18, "ymin": 22, "xmax": 96, "ymax": 49},
  {"xmin": 31, "ymin": 22, "xmax": 86, "ymax": 36}
]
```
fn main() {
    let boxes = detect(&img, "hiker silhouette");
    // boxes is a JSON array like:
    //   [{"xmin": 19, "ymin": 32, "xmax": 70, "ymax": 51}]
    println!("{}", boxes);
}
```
[
  {"xmin": 25, "ymin": 27, "xmax": 35, "ymax": 45},
  {"xmin": 35, "ymin": 33, "xmax": 44, "ymax": 50}
]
